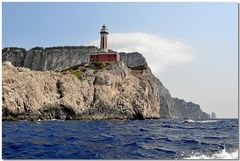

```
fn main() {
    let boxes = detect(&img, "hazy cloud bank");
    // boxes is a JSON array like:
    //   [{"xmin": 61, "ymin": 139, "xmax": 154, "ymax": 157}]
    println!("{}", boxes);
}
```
[{"xmin": 88, "ymin": 32, "xmax": 193, "ymax": 74}]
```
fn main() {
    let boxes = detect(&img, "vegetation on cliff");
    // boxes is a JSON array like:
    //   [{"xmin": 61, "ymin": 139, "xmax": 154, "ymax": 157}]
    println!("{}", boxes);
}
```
[
  {"xmin": 61, "ymin": 62, "xmax": 116, "ymax": 79},
  {"xmin": 2, "ymin": 62, "xmax": 161, "ymax": 121},
  {"xmin": 2, "ymin": 46, "xmax": 210, "ymax": 121}
]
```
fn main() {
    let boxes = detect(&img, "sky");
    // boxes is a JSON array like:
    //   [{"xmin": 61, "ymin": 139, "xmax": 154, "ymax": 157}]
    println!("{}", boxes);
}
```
[{"xmin": 2, "ymin": 2, "xmax": 238, "ymax": 118}]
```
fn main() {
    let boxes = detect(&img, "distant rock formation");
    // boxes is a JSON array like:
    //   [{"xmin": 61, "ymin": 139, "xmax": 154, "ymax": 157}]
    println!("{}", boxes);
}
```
[
  {"xmin": 171, "ymin": 98, "xmax": 209, "ymax": 120},
  {"xmin": 157, "ymin": 80, "xmax": 209, "ymax": 120},
  {"xmin": 210, "ymin": 112, "xmax": 217, "ymax": 119},
  {"xmin": 2, "ymin": 46, "xmax": 209, "ymax": 121}
]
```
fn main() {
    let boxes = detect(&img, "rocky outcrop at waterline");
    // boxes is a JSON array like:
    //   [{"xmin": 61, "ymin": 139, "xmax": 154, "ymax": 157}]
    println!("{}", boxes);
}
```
[
  {"xmin": 2, "ymin": 60, "xmax": 209, "ymax": 121},
  {"xmin": 2, "ymin": 46, "xmax": 209, "ymax": 120},
  {"xmin": 2, "ymin": 61, "xmax": 161, "ymax": 120}
]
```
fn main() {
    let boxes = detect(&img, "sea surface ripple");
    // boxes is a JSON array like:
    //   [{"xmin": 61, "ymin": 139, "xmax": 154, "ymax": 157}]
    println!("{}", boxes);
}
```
[{"xmin": 2, "ymin": 119, "xmax": 239, "ymax": 159}]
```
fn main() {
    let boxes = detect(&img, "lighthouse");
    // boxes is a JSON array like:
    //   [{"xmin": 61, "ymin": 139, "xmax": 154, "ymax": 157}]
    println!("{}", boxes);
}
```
[
  {"xmin": 90, "ymin": 25, "xmax": 120, "ymax": 62},
  {"xmin": 100, "ymin": 25, "xmax": 108, "ymax": 53}
]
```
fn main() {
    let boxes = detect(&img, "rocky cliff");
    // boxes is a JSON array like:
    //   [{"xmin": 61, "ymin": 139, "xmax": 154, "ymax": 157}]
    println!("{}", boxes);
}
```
[
  {"xmin": 3, "ymin": 62, "xmax": 161, "ymax": 120},
  {"xmin": 171, "ymin": 98, "xmax": 209, "ymax": 120},
  {"xmin": 157, "ymin": 80, "xmax": 209, "ymax": 120},
  {"xmin": 2, "ymin": 46, "xmax": 209, "ymax": 121},
  {"xmin": 2, "ymin": 47, "xmax": 147, "ymax": 71}
]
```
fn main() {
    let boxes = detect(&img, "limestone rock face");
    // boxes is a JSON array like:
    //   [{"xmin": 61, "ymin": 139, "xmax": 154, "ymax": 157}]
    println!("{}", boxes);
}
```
[
  {"xmin": 2, "ymin": 47, "xmax": 147, "ymax": 71},
  {"xmin": 2, "ymin": 46, "xmax": 210, "ymax": 121},
  {"xmin": 24, "ymin": 46, "xmax": 99, "ymax": 71},
  {"xmin": 171, "ymin": 98, "xmax": 209, "ymax": 120},
  {"xmin": 119, "ymin": 52, "xmax": 147, "ymax": 68},
  {"xmin": 2, "ymin": 62, "xmax": 160, "ymax": 120},
  {"xmin": 2, "ymin": 47, "xmax": 27, "ymax": 67},
  {"xmin": 156, "ymin": 81, "xmax": 209, "ymax": 120}
]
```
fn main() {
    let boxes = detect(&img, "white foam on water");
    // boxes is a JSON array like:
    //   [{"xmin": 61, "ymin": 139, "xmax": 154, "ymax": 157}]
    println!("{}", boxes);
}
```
[
  {"xmin": 36, "ymin": 120, "xmax": 41, "ymax": 124},
  {"xmin": 196, "ymin": 120, "xmax": 220, "ymax": 123},
  {"xmin": 184, "ymin": 119, "xmax": 195, "ymax": 123},
  {"xmin": 184, "ymin": 120, "xmax": 221, "ymax": 123},
  {"xmin": 185, "ymin": 149, "xmax": 239, "ymax": 159}
]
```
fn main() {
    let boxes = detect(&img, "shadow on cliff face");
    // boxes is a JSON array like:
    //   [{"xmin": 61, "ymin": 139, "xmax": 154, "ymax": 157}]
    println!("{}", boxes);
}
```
[
  {"xmin": 132, "ymin": 106, "xmax": 144, "ymax": 120},
  {"xmin": 2, "ymin": 107, "xmax": 19, "ymax": 121},
  {"xmin": 38, "ymin": 104, "xmax": 76, "ymax": 120},
  {"xmin": 132, "ymin": 111, "xmax": 144, "ymax": 120}
]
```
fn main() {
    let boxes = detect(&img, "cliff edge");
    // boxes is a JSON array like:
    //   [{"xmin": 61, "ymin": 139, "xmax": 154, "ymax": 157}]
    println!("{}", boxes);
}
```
[
  {"xmin": 2, "ymin": 46, "xmax": 147, "ymax": 71},
  {"xmin": 3, "ymin": 62, "xmax": 161, "ymax": 120},
  {"xmin": 2, "ymin": 46, "xmax": 209, "ymax": 121}
]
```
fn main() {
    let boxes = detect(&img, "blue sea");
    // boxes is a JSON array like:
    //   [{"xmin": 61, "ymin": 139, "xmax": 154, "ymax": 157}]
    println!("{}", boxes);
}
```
[{"xmin": 2, "ymin": 119, "xmax": 239, "ymax": 159}]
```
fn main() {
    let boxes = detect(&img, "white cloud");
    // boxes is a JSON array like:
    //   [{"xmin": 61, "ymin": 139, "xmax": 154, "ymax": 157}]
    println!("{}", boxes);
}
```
[{"xmin": 87, "ymin": 32, "xmax": 193, "ymax": 74}]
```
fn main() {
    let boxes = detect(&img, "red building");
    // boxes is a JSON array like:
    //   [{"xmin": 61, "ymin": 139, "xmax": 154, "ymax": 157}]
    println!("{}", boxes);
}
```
[
  {"xmin": 90, "ymin": 53, "xmax": 120, "ymax": 62},
  {"xmin": 90, "ymin": 25, "xmax": 120, "ymax": 62}
]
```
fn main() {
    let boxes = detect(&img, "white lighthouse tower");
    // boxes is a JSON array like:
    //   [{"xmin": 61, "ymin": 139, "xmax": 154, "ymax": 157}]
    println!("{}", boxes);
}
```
[
  {"xmin": 89, "ymin": 25, "xmax": 120, "ymax": 62},
  {"xmin": 100, "ymin": 24, "xmax": 109, "ymax": 53}
]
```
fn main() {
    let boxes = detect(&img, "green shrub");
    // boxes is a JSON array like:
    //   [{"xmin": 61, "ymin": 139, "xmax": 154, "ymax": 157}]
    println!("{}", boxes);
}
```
[
  {"xmin": 61, "ymin": 62, "xmax": 114, "ymax": 78},
  {"xmin": 70, "ymin": 70, "xmax": 83, "ymax": 80},
  {"xmin": 62, "ymin": 64, "xmax": 81, "ymax": 72},
  {"xmin": 85, "ymin": 62, "xmax": 111, "ymax": 70},
  {"xmin": 61, "ymin": 64, "xmax": 85, "ymax": 80}
]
